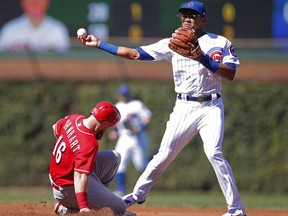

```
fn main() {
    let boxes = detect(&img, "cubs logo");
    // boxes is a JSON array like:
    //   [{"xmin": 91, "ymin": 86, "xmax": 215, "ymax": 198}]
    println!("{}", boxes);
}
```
[
  {"xmin": 230, "ymin": 45, "xmax": 237, "ymax": 57},
  {"xmin": 187, "ymin": 2, "xmax": 194, "ymax": 6},
  {"xmin": 207, "ymin": 48, "xmax": 223, "ymax": 63}
]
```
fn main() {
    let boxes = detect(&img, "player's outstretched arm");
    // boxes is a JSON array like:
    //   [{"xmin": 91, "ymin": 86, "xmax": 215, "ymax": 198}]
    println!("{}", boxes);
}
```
[{"xmin": 78, "ymin": 35, "xmax": 140, "ymax": 60}]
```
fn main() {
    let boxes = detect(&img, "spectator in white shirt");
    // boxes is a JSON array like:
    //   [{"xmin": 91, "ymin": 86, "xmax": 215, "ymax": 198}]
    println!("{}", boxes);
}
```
[{"xmin": 0, "ymin": 0, "xmax": 70, "ymax": 52}]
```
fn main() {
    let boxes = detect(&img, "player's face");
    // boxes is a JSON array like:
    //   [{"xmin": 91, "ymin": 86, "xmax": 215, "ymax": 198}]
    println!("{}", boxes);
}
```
[
  {"xmin": 180, "ymin": 11, "xmax": 205, "ymax": 32},
  {"xmin": 95, "ymin": 121, "xmax": 112, "ymax": 140},
  {"xmin": 21, "ymin": 0, "xmax": 50, "ymax": 18}
]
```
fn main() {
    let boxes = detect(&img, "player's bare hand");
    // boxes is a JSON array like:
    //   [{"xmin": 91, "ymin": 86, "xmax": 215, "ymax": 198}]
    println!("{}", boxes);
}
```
[{"xmin": 79, "ymin": 35, "xmax": 101, "ymax": 48}]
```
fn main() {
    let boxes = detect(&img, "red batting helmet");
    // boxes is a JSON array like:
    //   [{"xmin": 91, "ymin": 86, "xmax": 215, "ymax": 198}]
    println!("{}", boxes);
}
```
[{"xmin": 90, "ymin": 101, "xmax": 121, "ymax": 127}]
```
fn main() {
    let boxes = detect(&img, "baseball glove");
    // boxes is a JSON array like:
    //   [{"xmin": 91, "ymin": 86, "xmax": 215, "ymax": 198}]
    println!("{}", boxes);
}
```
[
  {"xmin": 168, "ymin": 28, "xmax": 203, "ymax": 61},
  {"xmin": 123, "ymin": 114, "xmax": 142, "ymax": 134}
]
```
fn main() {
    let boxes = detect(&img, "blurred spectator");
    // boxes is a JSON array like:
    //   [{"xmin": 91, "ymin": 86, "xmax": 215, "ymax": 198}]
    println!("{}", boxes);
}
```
[{"xmin": 0, "ymin": 0, "xmax": 70, "ymax": 52}]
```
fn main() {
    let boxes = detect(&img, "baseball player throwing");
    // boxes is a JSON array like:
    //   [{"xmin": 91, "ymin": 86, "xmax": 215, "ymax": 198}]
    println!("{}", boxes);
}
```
[
  {"xmin": 78, "ymin": 1, "xmax": 246, "ymax": 215},
  {"xmin": 49, "ymin": 101, "xmax": 133, "ymax": 215}
]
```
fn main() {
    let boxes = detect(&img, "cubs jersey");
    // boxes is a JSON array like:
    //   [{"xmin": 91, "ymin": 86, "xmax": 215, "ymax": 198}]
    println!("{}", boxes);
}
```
[
  {"xmin": 140, "ymin": 32, "xmax": 240, "ymax": 95},
  {"xmin": 115, "ymin": 99, "xmax": 152, "ymax": 136},
  {"xmin": 49, "ymin": 114, "xmax": 98, "ymax": 186},
  {"xmin": 132, "ymin": 31, "xmax": 245, "ymax": 213}
]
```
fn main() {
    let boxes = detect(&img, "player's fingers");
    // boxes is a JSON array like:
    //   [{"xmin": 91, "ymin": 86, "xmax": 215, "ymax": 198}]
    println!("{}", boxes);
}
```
[
  {"xmin": 85, "ymin": 35, "xmax": 92, "ymax": 40},
  {"xmin": 79, "ymin": 35, "xmax": 90, "ymax": 44},
  {"xmin": 79, "ymin": 38, "xmax": 85, "ymax": 44}
]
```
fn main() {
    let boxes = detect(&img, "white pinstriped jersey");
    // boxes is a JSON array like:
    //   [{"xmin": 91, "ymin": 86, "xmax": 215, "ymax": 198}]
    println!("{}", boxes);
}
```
[{"xmin": 140, "ymin": 33, "xmax": 240, "ymax": 95}]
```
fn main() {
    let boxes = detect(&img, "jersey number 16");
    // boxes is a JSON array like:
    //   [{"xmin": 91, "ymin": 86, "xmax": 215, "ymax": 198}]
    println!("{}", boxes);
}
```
[{"xmin": 53, "ymin": 135, "xmax": 66, "ymax": 164}]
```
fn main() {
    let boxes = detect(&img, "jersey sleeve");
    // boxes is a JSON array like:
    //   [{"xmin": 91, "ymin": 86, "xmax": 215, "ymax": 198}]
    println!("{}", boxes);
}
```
[
  {"xmin": 222, "ymin": 39, "xmax": 240, "ymax": 67},
  {"xmin": 53, "ymin": 117, "xmax": 67, "ymax": 138},
  {"xmin": 140, "ymin": 38, "xmax": 173, "ymax": 62}
]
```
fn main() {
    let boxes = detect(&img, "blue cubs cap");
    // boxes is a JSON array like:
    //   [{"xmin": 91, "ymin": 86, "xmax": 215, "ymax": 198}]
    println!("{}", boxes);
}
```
[
  {"xmin": 118, "ymin": 84, "xmax": 131, "ymax": 97},
  {"xmin": 178, "ymin": 1, "xmax": 206, "ymax": 16}
]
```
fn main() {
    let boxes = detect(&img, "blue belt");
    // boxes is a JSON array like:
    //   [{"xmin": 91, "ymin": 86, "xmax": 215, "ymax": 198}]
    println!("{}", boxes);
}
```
[{"xmin": 177, "ymin": 93, "xmax": 221, "ymax": 102}]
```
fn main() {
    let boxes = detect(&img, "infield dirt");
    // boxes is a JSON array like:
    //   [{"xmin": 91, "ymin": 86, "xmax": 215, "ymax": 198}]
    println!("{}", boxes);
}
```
[{"xmin": 0, "ymin": 203, "xmax": 287, "ymax": 216}]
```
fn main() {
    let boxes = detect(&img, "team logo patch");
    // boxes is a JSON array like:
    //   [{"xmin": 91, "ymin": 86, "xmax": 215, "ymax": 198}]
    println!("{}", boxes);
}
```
[
  {"xmin": 230, "ymin": 45, "xmax": 237, "ymax": 57},
  {"xmin": 207, "ymin": 47, "xmax": 223, "ymax": 63}
]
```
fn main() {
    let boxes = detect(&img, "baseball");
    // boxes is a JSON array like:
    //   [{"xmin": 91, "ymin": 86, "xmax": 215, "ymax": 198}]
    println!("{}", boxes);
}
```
[{"xmin": 77, "ymin": 28, "xmax": 87, "ymax": 38}]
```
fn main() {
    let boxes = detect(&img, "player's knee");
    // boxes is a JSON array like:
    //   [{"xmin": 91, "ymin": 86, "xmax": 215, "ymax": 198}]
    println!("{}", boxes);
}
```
[{"xmin": 112, "ymin": 150, "xmax": 122, "ymax": 165}]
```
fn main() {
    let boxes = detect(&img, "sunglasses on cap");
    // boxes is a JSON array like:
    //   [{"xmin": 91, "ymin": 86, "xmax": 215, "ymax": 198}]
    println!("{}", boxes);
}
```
[{"xmin": 178, "ymin": 12, "xmax": 201, "ymax": 19}]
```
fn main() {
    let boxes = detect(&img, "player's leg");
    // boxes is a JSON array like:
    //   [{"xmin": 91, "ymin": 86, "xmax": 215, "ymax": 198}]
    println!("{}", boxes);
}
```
[
  {"xmin": 87, "ymin": 172, "xmax": 127, "ymax": 214},
  {"xmin": 93, "ymin": 150, "xmax": 121, "ymax": 187},
  {"xmin": 53, "ymin": 184, "xmax": 127, "ymax": 215},
  {"xmin": 132, "ymin": 100, "xmax": 198, "ymax": 201},
  {"xmin": 198, "ymin": 102, "xmax": 246, "ymax": 215},
  {"xmin": 88, "ymin": 150, "xmax": 127, "ymax": 214},
  {"xmin": 131, "ymin": 139, "xmax": 146, "ymax": 172},
  {"xmin": 52, "ymin": 185, "xmax": 79, "ymax": 212},
  {"xmin": 50, "ymin": 173, "xmax": 79, "ymax": 213},
  {"xmin": 52, "ymin": 151, "xmax": 126, "ymax": 214},
  {"xmin": 114, "ymin": 136, "xmax": 134, "ymax": 196},
  {"xmin": 137, "ymin": 132, "xmax": 150, "ymax": 166}
]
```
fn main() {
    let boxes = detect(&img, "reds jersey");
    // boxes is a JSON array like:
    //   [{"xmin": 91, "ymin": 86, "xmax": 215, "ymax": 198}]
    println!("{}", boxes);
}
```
[
  {"xmin": 140, "ymin": 32, "xmax": 240, "ymax": 95},
  {"xmin": 0, "ymin": 15, "xmax": 70, "ymax": 52},
  {"xmin": 49, "ymin": 114, "xmax": 98, "ymax": 186}
]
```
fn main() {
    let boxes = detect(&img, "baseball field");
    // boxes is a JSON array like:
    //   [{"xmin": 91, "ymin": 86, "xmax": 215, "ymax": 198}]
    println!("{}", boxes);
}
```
[
  {"xmin": 0, "ymin": 44, "xmax": 287, "ymax": 216},
  {"xmin": 0, "ymin": 187, "xmax": 287, "ymax": 216}
]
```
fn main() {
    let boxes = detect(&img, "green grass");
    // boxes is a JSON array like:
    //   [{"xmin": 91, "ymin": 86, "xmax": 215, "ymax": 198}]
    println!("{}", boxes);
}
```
[
  {"xmin": 0, "ymin": 187, "xmax": 287, "ymax": 209},
  {"xmin": 0, "ymin": 187, "xmax": 53, "ymax": 203},
  {"xmin": 146, "ymin": 191, "xmax": 288, "ymax": 209}
]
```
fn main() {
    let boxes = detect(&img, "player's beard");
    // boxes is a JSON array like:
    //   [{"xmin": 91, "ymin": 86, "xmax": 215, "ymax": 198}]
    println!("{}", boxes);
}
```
[{"xmin": 96, "ymin": 131, "xmax": 103, "ymax": 140}]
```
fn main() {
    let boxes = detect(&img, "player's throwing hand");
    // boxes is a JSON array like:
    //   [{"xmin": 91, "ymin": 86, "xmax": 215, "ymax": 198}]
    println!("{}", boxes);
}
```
[{"xmin": 78, "ymin": 34, "xmax": 100, "ymax": 47}]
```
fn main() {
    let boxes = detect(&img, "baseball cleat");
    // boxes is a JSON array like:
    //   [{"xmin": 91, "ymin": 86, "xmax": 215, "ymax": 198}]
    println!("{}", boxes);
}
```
[
  {"xmin": 54, "ymin": 202, "xmax": 78, "ymax": 215},
  {"xmin": 123, "ymin": 211, "xmax": 137, "ymax": 216},
  {"xmin": 122, "ymin": 193, "xmax": 145, "ymax": 207},
  {"xmin": 54, "ymin": 202, "xmax": 67, "ymax": 215},
  {"xmin": 222, "ymin": 208, "xmax": 246, "ymax": 216}
]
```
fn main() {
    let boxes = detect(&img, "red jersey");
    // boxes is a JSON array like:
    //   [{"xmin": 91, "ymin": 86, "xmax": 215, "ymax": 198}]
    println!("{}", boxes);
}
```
[{"xmin": 49, "ymin": 114, "xmax": 99, "ymax": 186}]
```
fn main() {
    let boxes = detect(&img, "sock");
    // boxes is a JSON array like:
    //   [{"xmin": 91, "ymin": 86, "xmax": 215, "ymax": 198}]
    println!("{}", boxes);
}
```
[{"xmin": 116, "ymin": 172, "xmax": 126, "ymax": 193}]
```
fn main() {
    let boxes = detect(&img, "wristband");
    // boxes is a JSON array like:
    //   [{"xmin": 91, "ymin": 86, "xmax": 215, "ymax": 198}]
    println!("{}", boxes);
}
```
[
  {"xmin": 76, "ymin": 192, "xmax": 88, "ymax": 210},
  {"xmin": 200, "ymin": 54, "xmax": 220, "ymax": 73},
  {"xmin": 98, "ymin": 41, "xmax": 118, "ymax": 55}
]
